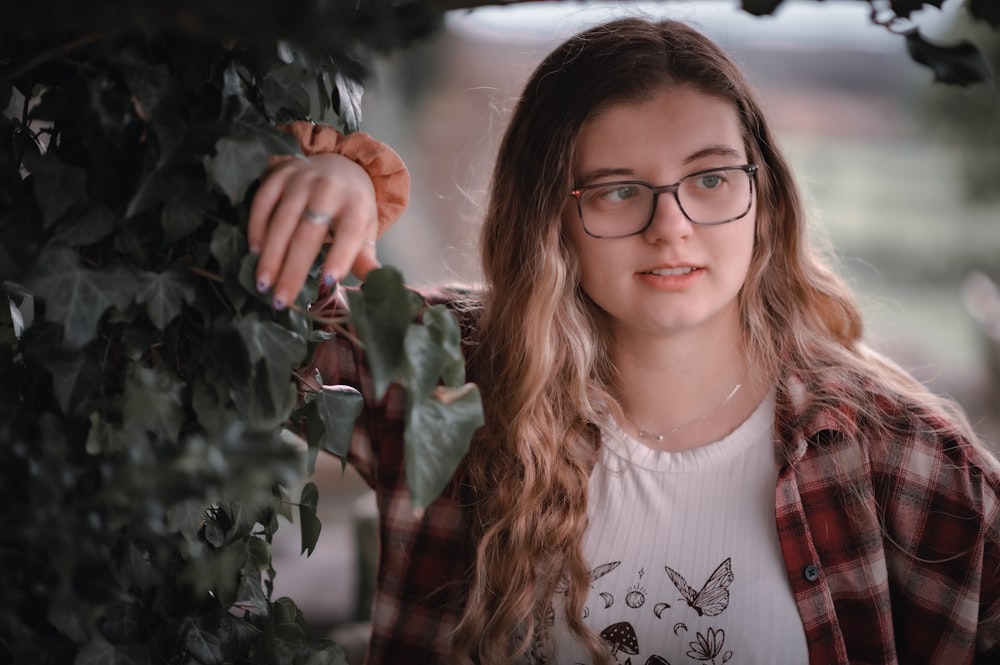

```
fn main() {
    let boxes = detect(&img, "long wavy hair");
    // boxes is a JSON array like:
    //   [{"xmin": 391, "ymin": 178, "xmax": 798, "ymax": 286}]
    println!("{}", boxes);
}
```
[{"xmin": 450, "ymin": 16, "xmax": 978, "ymax": 664}]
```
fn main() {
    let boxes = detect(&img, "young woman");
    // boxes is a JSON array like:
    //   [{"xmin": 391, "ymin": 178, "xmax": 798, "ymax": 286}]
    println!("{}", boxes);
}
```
[{"xmin": 249, "ymin": 17, "xmax": 1000, "ymax": 665}]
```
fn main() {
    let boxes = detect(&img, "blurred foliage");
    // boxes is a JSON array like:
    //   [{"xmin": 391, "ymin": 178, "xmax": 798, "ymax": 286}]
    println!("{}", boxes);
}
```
[
  {"xmin": 0, "ymin": 2, "xmax": 480, "ymax": 664},
  {"xmin": 917, "ymin": 15, "xmax": 1000, "ymax": 203}
]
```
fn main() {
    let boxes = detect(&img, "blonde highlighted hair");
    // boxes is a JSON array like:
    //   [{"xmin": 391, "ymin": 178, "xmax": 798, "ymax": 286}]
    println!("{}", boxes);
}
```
[{"xmin": 449, "ymin": 16, "xmax": 979, "ymax": 664}]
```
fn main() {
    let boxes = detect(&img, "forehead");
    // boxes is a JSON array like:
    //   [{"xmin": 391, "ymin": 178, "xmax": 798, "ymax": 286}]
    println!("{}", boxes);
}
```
[{"xmin": 574, "ymin": 85, "xmax": 746, "ymax": 174}]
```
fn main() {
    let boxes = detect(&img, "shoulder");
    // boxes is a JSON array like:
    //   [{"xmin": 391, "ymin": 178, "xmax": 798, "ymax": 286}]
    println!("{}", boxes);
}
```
[{"xmin": 779, "ymin": 345, "xmax": 1000, "ymax": 522}]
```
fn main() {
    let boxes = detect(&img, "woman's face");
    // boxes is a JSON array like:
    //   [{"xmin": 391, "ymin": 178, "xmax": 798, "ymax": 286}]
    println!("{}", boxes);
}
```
[{"xmin": 562, "ymin": 84, "xmax": 757, "ymax": 344}]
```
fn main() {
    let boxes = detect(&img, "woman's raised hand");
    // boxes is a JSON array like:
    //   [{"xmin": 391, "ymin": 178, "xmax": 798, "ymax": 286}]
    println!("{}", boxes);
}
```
[{"xmin": 248, "ymin": 152, "xmax": 380, "ymax": 310}]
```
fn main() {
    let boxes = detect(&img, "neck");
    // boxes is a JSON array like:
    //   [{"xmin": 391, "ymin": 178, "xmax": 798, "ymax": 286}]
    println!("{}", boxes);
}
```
[{"xmin": 612, "ymin": 324, "xmax": 756, "ymax": 451}]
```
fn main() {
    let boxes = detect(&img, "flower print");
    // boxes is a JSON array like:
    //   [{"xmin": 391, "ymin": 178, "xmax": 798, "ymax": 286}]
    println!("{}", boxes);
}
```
[{"xmin": 686, "ymin": 627, "xmax": 730, "ymax": 663}]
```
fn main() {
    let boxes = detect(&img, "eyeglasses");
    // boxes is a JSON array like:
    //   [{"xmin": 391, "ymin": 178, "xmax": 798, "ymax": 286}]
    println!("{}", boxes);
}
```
[{"xmin": 569, "ymin": 164, "xmax": 758, "ymax": 239}]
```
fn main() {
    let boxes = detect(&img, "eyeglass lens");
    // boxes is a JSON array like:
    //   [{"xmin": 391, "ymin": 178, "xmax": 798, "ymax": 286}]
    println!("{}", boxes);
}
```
[{"xmin": 576, "ymin": 166, "xmax": 755, "ymax": 238}]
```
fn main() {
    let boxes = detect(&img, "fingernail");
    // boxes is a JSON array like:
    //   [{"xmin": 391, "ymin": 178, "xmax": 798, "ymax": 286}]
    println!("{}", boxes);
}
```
[
  {"xmin": 323, "ymin": 272, "xmax": 339, "ymax": 289},
  {"xmin": 256, "ymin": 276, "xmax": 270, "ymax": 293},
  {"xmin": 273, "ymin": 297, "xmax": 287, "ymax": 311}
]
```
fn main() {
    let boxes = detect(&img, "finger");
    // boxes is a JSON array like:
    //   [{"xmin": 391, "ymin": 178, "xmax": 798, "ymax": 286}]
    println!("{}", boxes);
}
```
[
  {"xmin": 255, "ymin": 176, "xmax": 314, "ymax": 293},
  {"xmin": 271, "ymin": 175, "xmax": 369, "ymax": 306},
  {"xmin": 347, "ymin": 239, "xmax": 380, "ymax": 280},
  {"xmin": 247, "ymin": 162, "xmax": 295, "ymax": 253},
  {"xmin": 316, "ymin": 202, "xmax": 373, "ymax": 285},
  {"xmin": 270, "ymin": 209, "xmax": 333, "ymax": 310}
]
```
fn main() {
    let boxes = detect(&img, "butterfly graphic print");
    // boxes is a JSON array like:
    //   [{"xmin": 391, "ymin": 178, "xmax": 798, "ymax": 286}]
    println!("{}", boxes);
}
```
[{"xmin": 663, "ymin": 557, "xmax": 733, "ymax": 617}]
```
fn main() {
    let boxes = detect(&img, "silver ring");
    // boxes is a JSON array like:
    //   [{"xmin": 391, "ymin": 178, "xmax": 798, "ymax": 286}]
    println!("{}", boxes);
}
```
[
  {"xmin": 365, "ymin": 240, "xmax": 377, "ymax": 248},
  {"xmin": 301, "ymin": 208, "xmax": 334, "ymax": 226}
]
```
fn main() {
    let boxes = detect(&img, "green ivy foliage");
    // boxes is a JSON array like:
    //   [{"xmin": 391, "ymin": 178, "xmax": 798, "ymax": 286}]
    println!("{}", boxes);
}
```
[{"xmin": 0, "ymin": 4, "xmax": 480, "ymax": 664}]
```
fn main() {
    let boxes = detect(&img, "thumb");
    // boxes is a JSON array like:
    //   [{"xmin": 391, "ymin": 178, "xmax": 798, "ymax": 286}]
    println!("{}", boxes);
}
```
[{"xmin": 351, "ymin": 244, "xmax": 381, "ymax": 280}]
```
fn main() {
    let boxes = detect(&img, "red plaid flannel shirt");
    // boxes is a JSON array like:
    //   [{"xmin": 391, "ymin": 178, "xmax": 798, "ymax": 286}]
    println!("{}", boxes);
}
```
[{"xmin": 306, "ymin": 286, "xmax": 1000, "ymax": 664}]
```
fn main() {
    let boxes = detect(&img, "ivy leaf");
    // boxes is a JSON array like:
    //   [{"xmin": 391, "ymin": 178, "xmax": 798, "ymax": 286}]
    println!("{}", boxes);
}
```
[
  {"xmin": 312, "ymin": 384, "xmax": 363, "ymax": 468},
  {"xmin": 331, "ymin": 70, "xmax": 363, "ymax": 134},
  {"xmin": 136, "ymin": 266, "xmax": 198, "ymax": 329},
  {"xmin": 162, "ymin": 190, "xmax": 215, "ymax": 244},
  {"xmin": 235, "ymin": 312, "xmax": 307, "ymax": 381},
  {"xmin": 315, "ymin": 69, "xmax": 333, "ymax": 121},
  {"xmin": 210, "ymin": 222, "xmax": 246, "ymax": 279},
  {"xmin": 203, "ymin": 135, "xmax": 269, "ymax": 204},
  {"xmin": 126, "ymin": 166, "xmax": 191, "ymax": 218},
  {"xmin": 25, "ymin": 152, "xmax": 88, "ymax": 228},
  {"xmin": 260, "ymin": 64, "xmax": 312, "ymax": 121},
  {"xmin": 219, "ymin": 614, "xmax": 259, "ymax": 659},
  {"xmin": 298, "ymin": 482, "xmax": 321, "ymax": 557},
  {"xmin": 889, "ymin": 0, "xmax": 944, "ymax": 20},
  {"xmin": 120, "ymin": 58, "xmax": 175, "ymax": 121},
  {"xmin": 222, "ymin": 500, "xmax": 261, "ymax": 542},
  {"xmin": 123, "ymin": 366, "xmax": 185, "ymax": 443},
  {"xmin": 74, "ymin": 638, "xmax": 151, "ymax": 665},
  {"xmin": 236, "ymin": 313, "xmax": 306, "ymax": 366},
  {"xmin": 47, "ymin": 598, "xmax": 89, "ymax": 645},
  {"xmin": 102, "ymin": 602, "xmax": 144, "ymax": 643},
  {"xmin": 51, "ymin": 204, "xmax": 117, "ymax": 246},
  {"xmin": 85, "ymin": 412, "xmax": 127, "ymax": 455},
  {"xmin": 740, "ymin": 0, "xmax": 784, "ymax": 17},
  {"xmin": 25, "ymin": 247, "xmax": 138, "ymax": 348},
  {"xmin": 294, "ymin": 641, "xmax": 349, "ymax": 665},
  {"xmin": 403, "ymin": 304, "xmax": 465, "ymax": 402},
  {"xmin": 167, "ymin": 498, "xmax": 208, "ymax": 546},
  {"xmin": 245, "ymin": 535, "xmax": 271, "ymax": 573},
  {"xmin": 905, "ymin": 29, "xmax": 993, "ymax": 85},
  {"xmin": 235, "ymin": 571, "xmax": 269, "ymax": 615},
  {"xmin": 228, "ymin": 106, "xmax": 302, "ymax": 157},
  {"xmin": 182, "ymin": 619, "xmax": 224, "ymax": 665},
  {"xmin": 969, "ymin": 0, "xmax": 1000, "ymax": 27},
  {"xmin": 346, "ymin": 267, "xmax": 422, "ymax": 399},
  {"xmin": 235, "ymin": 313, "xmax": 306, "ymax": 429},
  {"xmin": 186, "ymin": 539, "xmax": 248, "ymax": 605},
  {"xmin": 38, "ymin": 348, "xmax": 102, "ymax": 416},
  {"xmin": 271, "ymin": 596, "xmax": 305, "ymax": 628},
  {"xmin": 222, "ymin": 59, "xmax": 244, "ymax": 100},
  {"xmin": 119, "ymin": 544, "xmax": 163, "ymax": 590},
  {"xmin": 404, "ymin": 383, "xmax": 483, "ymax": 512}
]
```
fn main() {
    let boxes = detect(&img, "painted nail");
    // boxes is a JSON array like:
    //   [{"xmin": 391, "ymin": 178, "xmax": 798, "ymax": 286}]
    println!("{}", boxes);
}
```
[
  {"xmin": 323, "ymin": 272, "xmax": 339, "ymax": 289},
  {"xmin": 256, "ymin": 276, "xmax": 270, "ymax": 293},
  {"xmin": 273, "ymin": 297, "xmax": 287, "ymax": 311}
]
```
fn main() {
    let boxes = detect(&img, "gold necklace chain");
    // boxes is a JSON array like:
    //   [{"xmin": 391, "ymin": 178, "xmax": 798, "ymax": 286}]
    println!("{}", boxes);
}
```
[{"xmin": 627, "ymin": 381, "xmax": 743, "ymax": 443}]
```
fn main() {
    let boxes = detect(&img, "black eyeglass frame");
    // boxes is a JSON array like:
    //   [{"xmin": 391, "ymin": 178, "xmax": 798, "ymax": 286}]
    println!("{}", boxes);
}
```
[{"xmin": 569, "ymin": 163, "xmax": 759, "ymax": 239}]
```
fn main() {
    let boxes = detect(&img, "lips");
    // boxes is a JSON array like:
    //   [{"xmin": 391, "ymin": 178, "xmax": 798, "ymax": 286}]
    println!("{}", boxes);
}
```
[{"xmin": 646, "ymin": 266, "xmax": 696, "ymax": 276}]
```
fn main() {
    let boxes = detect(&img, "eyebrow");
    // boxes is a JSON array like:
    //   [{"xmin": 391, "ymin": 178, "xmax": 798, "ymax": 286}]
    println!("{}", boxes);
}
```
[
  {"xmin": 575, "ymin": 144, "xmax": 745, "ymax": 186},
  {"xmin": 684, "ymin": 145, "xmax": 744, "ymax": 164}
]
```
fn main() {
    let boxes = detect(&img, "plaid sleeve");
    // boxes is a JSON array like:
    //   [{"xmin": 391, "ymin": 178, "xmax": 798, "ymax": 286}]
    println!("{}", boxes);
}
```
[
  {"xmin": 301, "ymin": 284, "xmax": 480, "ymax": 488},
  {"xmin": 873, "ymin": 423, "xmax": 1000, "ymax": 663},
  {"xmin": 777, "ymin": 373, "xmax": 1000, "ymax": 664}
]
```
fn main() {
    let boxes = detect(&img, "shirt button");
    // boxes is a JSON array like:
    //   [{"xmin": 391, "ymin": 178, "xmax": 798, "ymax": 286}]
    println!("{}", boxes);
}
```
[{"xmin": 803, "ymin": 564, "xmax": 820, "ymax": 582}]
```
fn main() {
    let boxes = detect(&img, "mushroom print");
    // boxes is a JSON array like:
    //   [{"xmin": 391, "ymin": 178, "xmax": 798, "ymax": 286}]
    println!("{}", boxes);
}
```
[
  {"xmin": 644, "ymin": 657, "xmax": 671, "ymax": 665},
  {"xmin": 600, "ymin": 621, "xmax": 640, "ymax": 659}
]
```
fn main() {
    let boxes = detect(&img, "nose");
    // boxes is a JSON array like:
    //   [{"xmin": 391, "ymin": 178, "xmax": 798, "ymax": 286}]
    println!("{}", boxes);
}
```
[{"xmin": 643, "ymin": 188, "xmax": 692, "ymax": 242}]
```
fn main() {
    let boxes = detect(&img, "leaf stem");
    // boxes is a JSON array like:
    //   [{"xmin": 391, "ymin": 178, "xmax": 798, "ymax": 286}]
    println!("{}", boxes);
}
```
[
  {"xmin": 187, "ymin": 266, "xmax": 224, "ymax": 283},
  {"xmin": 286, "ymin": 302, "xmax": 360, "ymax": 347}
]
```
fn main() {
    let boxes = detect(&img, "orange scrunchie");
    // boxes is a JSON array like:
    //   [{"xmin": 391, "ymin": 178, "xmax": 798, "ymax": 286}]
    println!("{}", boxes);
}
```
[{"xmin": 269, "ymin": 121, "xmax": 410, "ymax": 237}]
